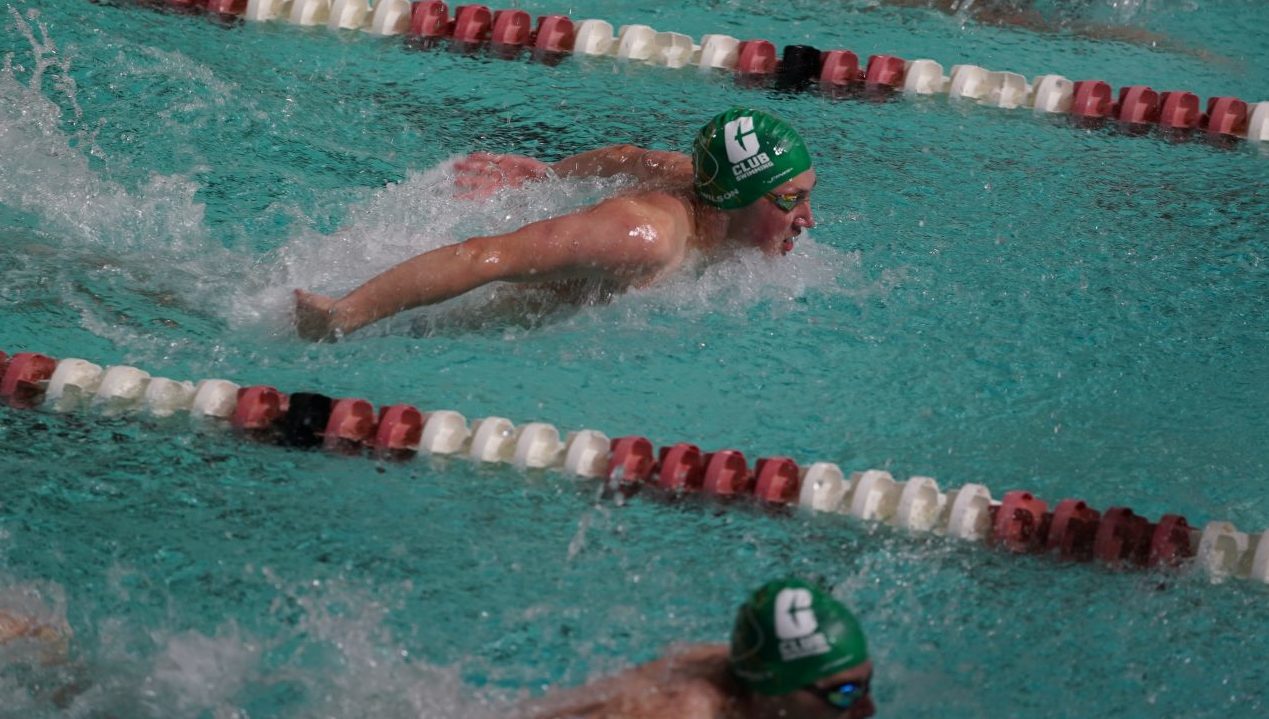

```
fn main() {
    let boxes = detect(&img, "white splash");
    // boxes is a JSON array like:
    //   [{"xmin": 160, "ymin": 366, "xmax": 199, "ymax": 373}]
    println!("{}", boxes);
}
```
[{"xmin": 0, "ymin": 5, "xmax": 207, "ymax": 253}]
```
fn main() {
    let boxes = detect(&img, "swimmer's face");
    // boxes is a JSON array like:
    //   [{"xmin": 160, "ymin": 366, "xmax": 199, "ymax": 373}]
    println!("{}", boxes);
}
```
[
  {"xmin": 731, "ymin": 168, "xmax": 817, "ymax": 257},
  {"xmin": 748, "ymin": 659, "xmax": 875, "ymax": 719}
]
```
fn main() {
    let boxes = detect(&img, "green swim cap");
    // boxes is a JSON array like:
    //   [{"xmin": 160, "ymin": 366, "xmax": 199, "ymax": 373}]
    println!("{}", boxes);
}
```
[
  {"xmin": 693, "ymin": 108, "xmax": 812, "ymax": 210},
  {"xmin": 729, "ymin": 578, "xmax": 868, "ymax": 696}
]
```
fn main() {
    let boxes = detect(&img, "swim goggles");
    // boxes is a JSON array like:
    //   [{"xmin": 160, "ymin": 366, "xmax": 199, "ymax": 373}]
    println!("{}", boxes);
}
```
[
  {"xmin": 764, "ymin": 188, "xmax": 811, "ymax": 213},
  {"xmin": 804, "ymin": 674, "xmax": 871, "ymax": 710}
]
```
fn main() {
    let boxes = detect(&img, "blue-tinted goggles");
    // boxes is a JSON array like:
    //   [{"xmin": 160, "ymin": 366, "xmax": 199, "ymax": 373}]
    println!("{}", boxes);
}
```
[{"xmin": 804, "ymin": 674, "xmax": 871, "ymax": 710}]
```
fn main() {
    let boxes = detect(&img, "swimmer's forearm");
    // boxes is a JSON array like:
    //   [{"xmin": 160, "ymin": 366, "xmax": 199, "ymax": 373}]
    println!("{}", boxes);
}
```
[
  {"xmin": 551, "ymin": 145, "xmax": 690, "ymax": 184},
  {"xmin": 326, "ymin": 243, "xmax": 492, "ymax": 334},
  {"xmin": 550, "ymin": 145, "xmax": 642, "ymax": 177}
]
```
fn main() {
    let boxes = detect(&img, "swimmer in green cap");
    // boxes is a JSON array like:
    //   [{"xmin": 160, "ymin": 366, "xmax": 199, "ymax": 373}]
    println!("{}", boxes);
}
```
[
  {"xmin": 295, "ymin": 108, "xmax": 816, "ymax": 340},
  {"xmin": 512, "ymin": 578, "xmax": 875, "ymax": 719}
]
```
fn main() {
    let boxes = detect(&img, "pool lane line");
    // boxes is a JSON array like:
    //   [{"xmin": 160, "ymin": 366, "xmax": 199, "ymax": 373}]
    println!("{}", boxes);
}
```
[
  {"xmin": 127, "ymin": 0, "xmax": 1269, "ymax": 149},
  {"xmin": 4, "ymin": 348, "xmax": 1267, "ymax": 586}
]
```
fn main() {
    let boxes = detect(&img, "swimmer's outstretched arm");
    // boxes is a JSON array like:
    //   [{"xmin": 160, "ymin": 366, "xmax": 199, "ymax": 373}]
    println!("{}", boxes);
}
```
[
  {"xmin": 295, "ymin": 196, "xmax": 683, "ymax": 341},
  {"xmin": 550, "ymin": 145, "xmax": 691, "ymax": 184},
  {"xmin": 455, "ymin": 145, "xmax": 691, "ymax": 197}
]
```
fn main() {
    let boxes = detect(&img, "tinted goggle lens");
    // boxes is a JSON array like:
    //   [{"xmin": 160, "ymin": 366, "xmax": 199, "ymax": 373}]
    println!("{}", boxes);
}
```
[
  {"xmin": 807, "ymin": 675, "xmax": 871, "ymax": 710},
  {"xmin": 766, "ymin": 190, "xmax": 809, "ymax": 212}
]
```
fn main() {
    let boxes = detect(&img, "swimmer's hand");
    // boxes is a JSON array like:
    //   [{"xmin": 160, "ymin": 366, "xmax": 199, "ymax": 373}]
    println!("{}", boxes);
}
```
[
  {"xmin": 0, "ymin": 610, "xmax": 70, "ymax": 666},
  {"xmin": 453, "ymin": 152, "xmax": 549, "ymax": 199},
  {"xmin": 294, "ymin": 289, "xmax": 341, "ymax": 342}
]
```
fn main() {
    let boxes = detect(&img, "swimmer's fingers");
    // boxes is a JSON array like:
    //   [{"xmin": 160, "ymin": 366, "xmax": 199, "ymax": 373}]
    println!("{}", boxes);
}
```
[
  {"xmin": 497, "ymin": 155, "xmax": 550, "ymax": 182},
  {"xmin": 453, "ymin": 154, "xmax": 513, "ymax": 198},
  {"xmin": 453, "ymin": 152, "xmax": 504, "ymax": 174},
  {"xmin": 453, "ymin": 170, "xmax": 502, "ymax": 189}
]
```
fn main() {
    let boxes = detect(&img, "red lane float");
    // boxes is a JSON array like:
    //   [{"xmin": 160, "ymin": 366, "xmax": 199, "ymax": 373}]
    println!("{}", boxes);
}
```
[
  {"xmin": 657, "ymin": 442, "xmax": 705, "ymax": 492},
  {"xmin": 736, "ymin": 40, "xmax": 777, "ymax": 75},
  {"xmin": 375, "ymin": 404, "xmax": 424, "ymax": 455},
  {"xmin": 1, "ymin": 352, "xmax": 56, "ymax": 409},
  {"xmin": 491, "ymin": 9, "xmax": 530, "ymax": 47},
  {"xmin": 1093, "ymin": 506, "xmax": 1153, "ymax": 567},
  {"xmin": 1115, "ymin": 85, "xmax": 1160, "ymax": 125},
  {"xmin": 608, "ymin": 436, "xmax": 655, "ymax": 485},
  {"xmin": 864, "ymin": 55, "xmax": 905, "ymax": 88},
  {"xmin": 991, "ymin": 491, "xmax": 1049, "ymax": 553},
  {"xmin": 231, "ymin": 386, "xmax": 288, "ymax": 432},
  {"xmin": 702, "ymin": 450, "xmax": 751, "ymax": 497},
  {"xmin": 1149, "ymin": 514, "xmax": 1194, "ymax": 566},
  {"xmin": 754, "ymin": 457, "xmax": 800, "ymax": 505},
  {"xmin": 452, "ymin": 4, "xmax": 492, "ymax": 44},
  {"xmin": 1071, "ymin": 80, "xmax": 1114, "ymax": 119},
  {"xmin": 1046, "ymin": 499, "xmax": 1101, "ymax": 561},
  {"xmin": 325, "ymin": 397, "xmax": 377, "ymax": 450},
  {"xmin": 819, "ymin": 50, "xmax": 861, "ymax": 87},
  {"xmin": 532, "ymin": 15, "xmax": 574, "ymax": 53},
  {"xmin": 205, "ymin": 0, "xmax": 246, "ymax": 14},
  {"xmin": 411, "ymin": 0, "xmax": 451, "ymax": 38},
  {"xmin": 1159, "ymin": 91, "xmax": 1202, "ymax": 130},
  {"xmin": 1205, "ymin": 97, "xmax": 1249, "ymax": 137}
]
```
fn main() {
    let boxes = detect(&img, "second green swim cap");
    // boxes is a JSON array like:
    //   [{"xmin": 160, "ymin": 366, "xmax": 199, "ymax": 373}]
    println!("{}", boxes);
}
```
[
  {"xmin": 693, "ymin": 108, "xmax": 812, "ymax": 210},
  {"xmin": 729, "ymin": 578, "xmax": 868, "ymax": 695}
]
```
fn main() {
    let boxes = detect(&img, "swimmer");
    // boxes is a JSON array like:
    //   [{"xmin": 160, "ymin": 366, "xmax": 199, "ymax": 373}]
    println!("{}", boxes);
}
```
[
  {"xmin": 879, "ymin": 0, "xmax": 1215, "ymax": 58},
  {"xmin": 512, "ymin": 578, "xmax": 875, "ymax": 719},
  {"xmin": 294, "ymin": 107, "xmax": 816, "ymax": 340}
]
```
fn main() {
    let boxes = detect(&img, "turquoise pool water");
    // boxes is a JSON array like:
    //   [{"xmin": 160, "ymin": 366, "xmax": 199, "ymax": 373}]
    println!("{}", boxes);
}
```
[{"xmin": 2, "ymin": 0, "xmax": 1267, "ymax": 716}]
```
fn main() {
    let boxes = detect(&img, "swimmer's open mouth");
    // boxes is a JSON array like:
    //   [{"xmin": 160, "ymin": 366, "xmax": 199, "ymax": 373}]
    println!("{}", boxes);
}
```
[{"xmin": 781, "ymin": 237, "xmax": 796, "ymax": 255}]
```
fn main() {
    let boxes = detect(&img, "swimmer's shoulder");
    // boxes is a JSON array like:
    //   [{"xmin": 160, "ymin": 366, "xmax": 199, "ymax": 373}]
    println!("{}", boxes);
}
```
[{"xmin": 588, "ymin": 191, "xmax": 695, "ymax": 243}]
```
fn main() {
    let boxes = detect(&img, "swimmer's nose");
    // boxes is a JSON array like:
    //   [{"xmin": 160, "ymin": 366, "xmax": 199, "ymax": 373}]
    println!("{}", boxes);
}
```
[{"xmin": 796, "ymin": 202, "xmax": 815, "ymax": 230}]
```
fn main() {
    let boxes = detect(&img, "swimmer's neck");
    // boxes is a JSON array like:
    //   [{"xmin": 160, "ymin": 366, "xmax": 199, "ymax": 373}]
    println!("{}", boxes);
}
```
[{"xmin": 686, "ymin": 194, "xmax": 732, "ymax": 258}]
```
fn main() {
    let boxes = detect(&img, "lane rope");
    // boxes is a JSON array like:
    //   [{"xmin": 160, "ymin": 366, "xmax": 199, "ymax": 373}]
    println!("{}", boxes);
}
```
[
  {"xmin": 4, "ymin": 349, "xmax": 1267, "ymax": 586},
  {"xmin": 134, "ymin": 0, "xmax": 1269, "ymax": 148}
]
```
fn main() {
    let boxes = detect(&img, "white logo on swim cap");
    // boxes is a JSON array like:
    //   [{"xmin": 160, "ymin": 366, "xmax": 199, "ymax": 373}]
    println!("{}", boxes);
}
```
[
  {"xmin": 774, "ymin": 588, "xmax": 817, "ymax": 639},
  {"xmin": 723, "ymin": 116, "xmax": 760, "ymax": 164},
  {"xmin": 774, "ymin": 588, "xmax": 831, "ymax": 661}
]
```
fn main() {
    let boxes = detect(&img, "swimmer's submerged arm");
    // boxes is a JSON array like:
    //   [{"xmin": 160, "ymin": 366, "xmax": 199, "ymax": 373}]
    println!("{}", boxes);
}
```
[{"xmin": 305, "ymin": 197, "xmax": 680, "ymax": 338}]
